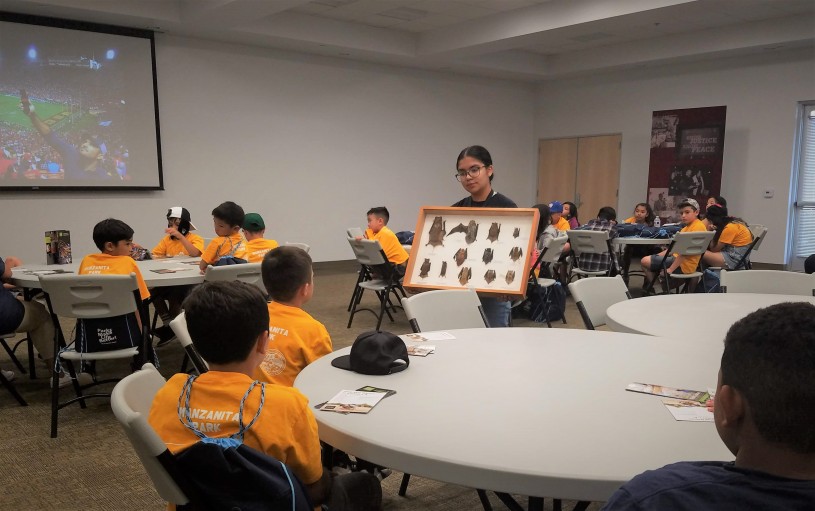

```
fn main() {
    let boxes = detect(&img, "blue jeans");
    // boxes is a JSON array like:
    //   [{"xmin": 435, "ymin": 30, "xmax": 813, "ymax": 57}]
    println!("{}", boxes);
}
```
[{"xmin": 480, "ymin": 296, "xmax": 511, "ymax": 328}]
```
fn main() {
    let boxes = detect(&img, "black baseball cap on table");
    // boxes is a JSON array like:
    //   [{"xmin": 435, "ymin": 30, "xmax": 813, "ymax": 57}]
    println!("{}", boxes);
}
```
[{"xmin": 331, "ymin": 331, "xmax": 409, "ymax": 375}]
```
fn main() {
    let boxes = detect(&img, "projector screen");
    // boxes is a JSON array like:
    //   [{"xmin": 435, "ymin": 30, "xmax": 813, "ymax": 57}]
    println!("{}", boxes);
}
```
[{"xmin": 0, "ymin": 12, "xmax": 162, "ymax": 190}]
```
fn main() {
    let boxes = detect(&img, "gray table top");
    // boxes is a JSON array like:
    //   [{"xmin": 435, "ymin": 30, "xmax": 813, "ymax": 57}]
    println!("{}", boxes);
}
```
[
  {"xmin": 606, "ymin": 293, "xmax": 815, "ymax": 340},
  {"xmin": 295, "ymin": 327, "xmax": 730, "ymax": 502},
  {"xmin": 10, "ymin": 256, "xmax": 205, "ymax": 288}
]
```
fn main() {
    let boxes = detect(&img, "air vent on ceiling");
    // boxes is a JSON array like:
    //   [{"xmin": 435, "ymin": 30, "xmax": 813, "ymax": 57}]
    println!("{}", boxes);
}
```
[
  {"xmin": 379, "ymin": 7, "xmax": 428, "ymax": 21},
  {"xmin": 570, "ymin": 32, "xmax": 613, "ymax": 43}
]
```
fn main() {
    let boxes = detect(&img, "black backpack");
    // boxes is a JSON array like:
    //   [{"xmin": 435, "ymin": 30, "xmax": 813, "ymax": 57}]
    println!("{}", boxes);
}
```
[{"xmin": 174, "ymin": 376, "xmax": 313, "ymax": 511}]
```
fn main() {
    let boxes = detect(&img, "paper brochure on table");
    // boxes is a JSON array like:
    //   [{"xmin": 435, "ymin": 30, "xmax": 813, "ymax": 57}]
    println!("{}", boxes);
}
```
[
  {"xmin": 662, "ymin": 399, "xmax": 714, "ymax": 422},
  {"xmin": 401, "ymin": 331, "xmax": 455, "ymax": 342},
  {"xmin": 626, "ymin": 382, "xmax": 710, "ymax": 403},
  {"xmin": 406, "ymin": 345, "xmax": 435, "ymax": 357},
  {"xmin": 319, "ymin": 390, "xmax": 387, "ymax": 414}
]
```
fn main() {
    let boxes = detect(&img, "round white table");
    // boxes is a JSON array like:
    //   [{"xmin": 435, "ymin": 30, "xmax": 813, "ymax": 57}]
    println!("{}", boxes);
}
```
[
  {"xmin": 295, "ymin": 328, "xmax": 730, "ymax": 502},
  {"xmin": 606, "ymin": 293, "xmax": 815, "ymax": 340},
  {"xmin": 10, "ymin": 257, "xmax": 205, "ymax": 288}
]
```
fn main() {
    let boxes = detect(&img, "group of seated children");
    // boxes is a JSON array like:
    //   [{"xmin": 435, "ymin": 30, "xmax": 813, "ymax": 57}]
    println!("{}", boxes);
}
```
[{"xmin": 38, "ymin": 204, "xmax": 383, "ymax": 508}]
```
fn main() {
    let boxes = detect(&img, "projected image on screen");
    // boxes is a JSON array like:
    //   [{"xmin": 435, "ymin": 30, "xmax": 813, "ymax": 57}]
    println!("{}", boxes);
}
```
[{"xmin": 0, "ymin": 14, "xmax": 162, "ymax": 189}]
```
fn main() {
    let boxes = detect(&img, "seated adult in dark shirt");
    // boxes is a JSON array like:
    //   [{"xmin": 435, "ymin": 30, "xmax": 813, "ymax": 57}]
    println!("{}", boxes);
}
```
[{"xmin": 602, "ymin": 302, "xmax": 815, "ymax": 510}]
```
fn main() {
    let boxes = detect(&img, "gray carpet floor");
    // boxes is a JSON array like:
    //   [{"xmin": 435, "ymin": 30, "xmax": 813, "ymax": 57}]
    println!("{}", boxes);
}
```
[{"xmin": 0, "ymin": 261, "xmax": 613, "ymax": 510}]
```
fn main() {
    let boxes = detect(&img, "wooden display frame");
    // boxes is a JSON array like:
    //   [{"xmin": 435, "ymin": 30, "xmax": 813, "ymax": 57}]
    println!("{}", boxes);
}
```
[{"xmin": 404, "ymin": 207, "xmax": 539, "ymax": 298}]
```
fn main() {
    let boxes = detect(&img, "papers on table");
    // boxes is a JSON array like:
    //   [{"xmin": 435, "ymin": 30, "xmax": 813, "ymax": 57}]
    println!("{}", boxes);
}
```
[
  {"xmin": 19, "ymin": 268, "xmax": 73, "ymax": 275},
  {"xmin": 406, "ymin": 345, "xmax": 435, "ymax": 357},
  {"xmin": 626, "ymin": 382, "xmax": 710, "ymax": 403},
  {"xmin": 150, "ymin": 267, "xmax": 195, "ymax": 274},
  {"xmin": 318, "ymin": 390, "xmax": 387, "ymax": 414},
  {"xmin": 400, "ymin": 331, "xmax": 455, "ymax": 342},
  {"xmin": 662, "ymin": 399, "xmax": 713, "ymax": 422}
]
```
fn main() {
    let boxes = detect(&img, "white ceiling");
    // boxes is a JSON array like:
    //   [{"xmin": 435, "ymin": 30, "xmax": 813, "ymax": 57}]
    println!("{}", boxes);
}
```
[{"xmin": 1, "ymin": 0, "xmax": 813, "ymax": 81}]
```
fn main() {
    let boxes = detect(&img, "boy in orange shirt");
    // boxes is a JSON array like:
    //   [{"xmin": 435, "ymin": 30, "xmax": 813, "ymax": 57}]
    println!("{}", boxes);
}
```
[
  {"xmin": 361, "ymin": 206, "xmax": 409, "ymax": 277},
  {"xmin": 199, "ymin": 201, "xmax": 247, "ymax": 273},
  {"xmin": 255, "ymin": 246, "xmax": 332, "ymax": 387},
  {"xmin": 79, "ymin": 218, "xmax": 150, "ymax": 302},
  {"xmin": 148, "ymin": 281, "xmax": 381, "ymax": 510},
  {"xmin": 242, "ymin": 213, "xmax": 279, "ymax": 263},
  {"xmin": 640, "ymin": 198, "xmax": 707, "ymax": 291}
]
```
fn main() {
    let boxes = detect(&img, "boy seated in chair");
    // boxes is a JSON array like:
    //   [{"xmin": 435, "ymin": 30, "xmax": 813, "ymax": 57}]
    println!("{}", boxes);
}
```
[
  {"xmin": 360, "ymin": 206, "xmax": 409, "ymax": 279},
  {"xmin": 255, "ymin": 246, "xmax": 332, "ymax": 387},
  {"xmin": 79, "ymin": 218, "xmax": 150, "ymax": 303},
  {"xmin": 602, "ymin": 302, "xmax": 815, "ymax": 509},
  {"xmin": 148, "ymin": 281, "xmax": 381, "ymax": 510}
]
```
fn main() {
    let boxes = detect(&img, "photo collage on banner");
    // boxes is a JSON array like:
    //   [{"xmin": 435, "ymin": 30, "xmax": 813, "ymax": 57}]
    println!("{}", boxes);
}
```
[{"xmin": 647, "ymin": 106, "xmax": 727, "ymax": 223}]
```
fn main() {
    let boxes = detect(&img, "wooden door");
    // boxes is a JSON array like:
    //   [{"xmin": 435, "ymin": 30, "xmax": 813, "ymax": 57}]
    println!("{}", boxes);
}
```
[
  {"xmin": 537, "ymin": 138, "xmax": 577, "ymax": 206},
  {"xmin": 575, "ymin": 135, "xmax": 621, "ymax": 221}
]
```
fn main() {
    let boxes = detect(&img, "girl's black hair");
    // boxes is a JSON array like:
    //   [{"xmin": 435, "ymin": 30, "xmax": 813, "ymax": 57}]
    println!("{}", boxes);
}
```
[
  {"xmin": 564, "ymin": 201, "xmax": 579, "ymax": 223},
  {"xmin": 533, "ymin": 203, "xmax": 551, "ymax": 238},
  {"xmin": 456, "ymin": 145, "xmax": 494, "ymax": 182},
  {"xmin": 705, "ymin": 204, "xmax": 746, "ymax": 244},
  {"xmin": 635, "ymin": 202, "xmax": 656, "ymax": 225}
]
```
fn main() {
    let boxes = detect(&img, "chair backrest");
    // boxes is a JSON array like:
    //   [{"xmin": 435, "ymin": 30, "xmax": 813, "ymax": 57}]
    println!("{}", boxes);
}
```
[
  {"xmin": 566, "ymin": 230, "xmax": 610, "ymax": 257},
  {"xmin": 402, "ymin": 289, "xmax": 488, "ymax": 331},
  {"xmin": 539, "ymin": 236, "xmax": 569, "ymax": 264},
  {"xmin": 204, "ymin": 262, "xmax": 266, "ymax": 294},
  {"xmin": 284, "ymin": 242, "xmax": 310, "ymax": 253},
  {"xmin": 667, "ymin": 230, "xmax": 716, "ymax": 257},
  {"xmin": 568, "ymin": 275, "xmax": 631, "ymax": 329},
  {"xmin": 110, "ymin": 363, "xmax": 191, "ymax": 505},
  {"xmin": 347, "ymin": 238, "xmax": 387, "ymax": 267},
  {"xmin": 721, "ymin": 270, "xmax": 815, "ymax": 296},
  {"xmin": 346, "ymin": 227, "xmax": 364, "ymax": 238},
  {"xmin": 38, "ymin": 273, "xmax": 141, "ymax": 319},
  {"xmin": 748, "ymin": 225, "xmax": 768, "ymax": 252},
  {"xmin": 169, "ymin": 312, "xmax": 209, "ymax": 373}
]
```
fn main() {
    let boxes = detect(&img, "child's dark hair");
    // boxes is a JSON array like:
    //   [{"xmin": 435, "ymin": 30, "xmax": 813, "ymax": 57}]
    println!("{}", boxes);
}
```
[
  {"xmin": 721, "ymin": 302, "xmax": 815, "ymax": 453},
  {"xmin": 564, "ymin": 201, "xmax": 579, "ymax": 223},
  {"xmin": 92, "ymin": 218, "xmax": 134, "ymax": 251},
  {"xmin": 708, "ymin": 196, "xmax": 727, "ymax": 209},
  {"xmin": 533, "ymin": 203, "xmax": 551, "ymax": 237},
  {"xmin": 597, "ymin": 206, "xmax": 617, "ymax": 222},
  {"xmin": 456, "ymin": 145, "xmax": 493, "ymax": 182},
  {"xmin": 367, "ymin": 207, "xmax": 390, "ymax": 225},
  {"xmin": 211, "ymin": 201, "xmax": 245, "ymax": 228},
  {"xmin": 635, "ymin": 202, "xmax": 656, "ymax": 225},
  {"xmin": 705, "ymin": 205, "xmax": 746, "ymax": 244},
  {"xmin": 183, "ymin": 281, "xmax": 269, "ymax": 364},
  {"xmin": 261, "ymin": 246, "xmax": 313, "ymax": 302}
]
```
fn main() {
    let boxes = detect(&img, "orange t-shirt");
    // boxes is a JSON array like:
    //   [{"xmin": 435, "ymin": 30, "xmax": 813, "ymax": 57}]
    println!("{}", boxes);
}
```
[
  {"xmin": 553, "ymin": 216, "xmax": 571, "ymax": 232},
  {"xmin": 623, "ymin": 216, "xmax": 637, "ymax": 224},
  {"xmin": 152, "ymin": 233, "xmax": 204, "ymax": 258},
  {"xmin": 365, "ymin": 226, "xmax": 409, "ymax": 265},
  {"xmin": 255, "ymin": 301, "xmax": 333, "ymax": 387},
  {"xmin": 78, "ymin": 253, "xmax": 150, "ymax": 300},
  {"xmin": 718, "ymin": 222, "xmax": 752, "ymax": 247},
  {"xmin": 201, "ymin": 233, "xmax": 247, "ymax": 265},
  {"xmin": 148, "ymin": 371, "xmax": 323, "ymax": 485},
  {"xmin": 244, "ymin": 238, "xmax": 279, "ymax": 263},
  {"xmin": 677, "ymin": 218, "xmax": 707, "ymax": 274}
]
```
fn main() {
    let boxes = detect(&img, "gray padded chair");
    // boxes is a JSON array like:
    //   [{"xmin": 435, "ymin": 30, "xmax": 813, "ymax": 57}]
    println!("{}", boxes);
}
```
[
  {"xmin": 39, "ymin": 273, "xmax": 149, "ymax": 437},
  {"xmin": 111, "ymin": 363, "xmax": 195, "ymax": 509},
  {"xmin": 721, "ymin": 269, "xmax": 815, "ymax": 296},
  {"xmin": 402, "ymin": 289, "xmax": 488, "ymax": 331},
  {"xmin": 569, "ymin": 275, "xmax": 631, "ymax": 330}
]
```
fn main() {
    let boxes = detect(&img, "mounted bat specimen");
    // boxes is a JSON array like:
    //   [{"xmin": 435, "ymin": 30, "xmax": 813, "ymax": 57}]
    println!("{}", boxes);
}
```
[
  {"xmin": 509, "ymin": 246, "xmax": 523, "ymax": 262},
  {"xmin": 448, "ymin": 220, "xmax": 479, "ymax": 244},
  {"xmin": 426, "ymin": 216, "xmax": 446, "ymax": 247},
  {"xmin": 512, "ymin": 227, "xmax": 520, "ymax": 238},
  {"xmin": 482, "ymin": 248, "xmax": 494, "ymax": 265},
  {"xmin": 487, "ymin": 222, "xmax": 501, "ymax": 242},
  {"xmin": 419, "ymin": 258, "xmax": 431, "ymax": 278},
  {"xmin": 505, "ymin": 270, "xmax": 516, "ymax": 285},
  {"xmin": 453, "ymin": 248, "xmax": 468, "ymax": 266},
  {"xmin": 484, "ymin": 269, "xmax": 496, "ymax": 284},
  {"xmin": 458, "ymin": 266, "xmax": 472, "ymax": 286},
  {"xmin": 439, "ymin": 261, "xmax": 448, "ymax": 278}
]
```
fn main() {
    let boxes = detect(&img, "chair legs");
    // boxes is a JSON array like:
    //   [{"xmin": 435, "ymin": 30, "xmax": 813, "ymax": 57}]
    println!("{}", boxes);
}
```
[
  {"xmin": 0, "ymin": 336, "xmax": 36, "ymax": 379},
  {"xmin": 0, "ymin": 368, "xmax": 27, "ymax": 406}
]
